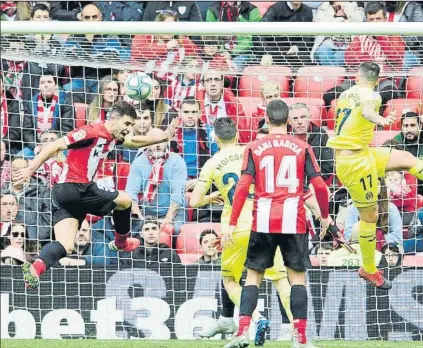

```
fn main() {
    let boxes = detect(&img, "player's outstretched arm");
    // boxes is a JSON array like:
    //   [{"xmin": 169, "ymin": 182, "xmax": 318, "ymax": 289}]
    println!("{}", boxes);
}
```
[
  {"xmin": 190, "ymin": 161, "xmax": 223, "ymax": 208},
  {"xmin": 15, "ymin": 138, "xmax": 68, "ymax": 184},
  {"xmin": 123, "ymin": 118, "xmax": 178, "ymax": 149},
  {"xmin": 362, "ymin": 101, "xmax": 396, "ymax": 127}
]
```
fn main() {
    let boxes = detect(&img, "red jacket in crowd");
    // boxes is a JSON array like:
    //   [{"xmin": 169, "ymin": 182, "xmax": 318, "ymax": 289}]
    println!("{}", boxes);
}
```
[
  {"xmin": 196, "ymin": 88, "xmax": 251, "ymax": 144},
  {"xmin": 345, "ymin": 35, "xmax": 406, "ymax": 71}
]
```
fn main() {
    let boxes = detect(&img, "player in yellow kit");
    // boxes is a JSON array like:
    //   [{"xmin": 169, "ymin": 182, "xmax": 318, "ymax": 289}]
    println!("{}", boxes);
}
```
[
  {"xmin": 327, "ymin": 62, "xmax": 423, "ymax": 290},
  {"xmin": 190, "ymin": 117, "xmax": 292, "ymax": 346}
]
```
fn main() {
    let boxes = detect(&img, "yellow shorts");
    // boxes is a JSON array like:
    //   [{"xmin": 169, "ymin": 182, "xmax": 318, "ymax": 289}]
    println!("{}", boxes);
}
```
[
  {"xmin": 335, "ymin": 147, "xmax": 392, "ymax": 208},
  {"xmin": 221, "ymin": 229, "xmax": 287, "ymax": 282}
]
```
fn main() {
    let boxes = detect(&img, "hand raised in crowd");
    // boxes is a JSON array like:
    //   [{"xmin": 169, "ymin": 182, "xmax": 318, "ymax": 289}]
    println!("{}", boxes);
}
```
[{"xmin": 164, "ymin": 117, "xmax": 179, "ymax": 141}]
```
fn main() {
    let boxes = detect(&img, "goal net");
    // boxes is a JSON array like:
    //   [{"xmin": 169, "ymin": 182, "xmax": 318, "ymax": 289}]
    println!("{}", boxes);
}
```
[{"xmin": 0, "ymin": 20, "xmax": 422, "ymax": 344}]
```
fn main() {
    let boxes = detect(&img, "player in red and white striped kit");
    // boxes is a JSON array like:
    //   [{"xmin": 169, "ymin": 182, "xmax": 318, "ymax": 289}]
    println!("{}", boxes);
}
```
[
  {"xmin": 16, "ymin": 101, "xmax": 176, "ymax": 289},
  {"xmin": 224, "ymin": 100, "xmax": 329, "ymax": 348}
]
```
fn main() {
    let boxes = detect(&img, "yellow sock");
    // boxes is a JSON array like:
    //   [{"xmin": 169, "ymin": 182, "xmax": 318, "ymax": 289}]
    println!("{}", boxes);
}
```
[
  {"xmin": 358, "ymin": 220, "xmax": 378, "ymax": 274},
  {"xmin": 273, "ymin": 278, "xmax": 293, "ymax": 323},
  {"xmin": 228, "ymin": 285, "xmax": 262, "ymax": 321},
  {"xmin": 409, "ymin": 159, "xmax": 423, "ymax": 181},
  {"xmin": 227, "ymin": 286, "xmax": 242, "ymax": 307}
]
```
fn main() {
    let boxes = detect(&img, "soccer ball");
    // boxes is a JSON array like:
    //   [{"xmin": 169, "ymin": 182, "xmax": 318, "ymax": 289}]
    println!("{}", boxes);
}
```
[{"xmin": 124, "ymin": 72, "xmax": 153, "ymax": 100}]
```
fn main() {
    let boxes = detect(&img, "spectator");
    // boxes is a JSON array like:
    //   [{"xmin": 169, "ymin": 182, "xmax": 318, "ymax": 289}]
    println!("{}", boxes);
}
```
[
  {"xmin": 198, "ymin": 229, "xmax": 221, "ymax": 265},
  {"xmin": 288, "ymin": 103, "xmax": 334, "ymax": 181},
  {"xmin": 205, "ymin": 2, "xmax": 261, "ymax": 70},
  {"xmin": 1, "ymin": 157, "xmax": 51, "ymax": 242},
  {"xmin": 385, "ymin": 1, "xmax": 422, "ymax": 68},
  {"xmin": 0, "ymin": 141, "xmax": 11, "ymax": 185},
  {"xmin": 59, "ymin": 219, "xmax": 117, "ymax": 266},
  {"xmin": 142, "ymin": 1, "xmax": 201, "ymax": 22},
  {"xmin": 1, "ymin": 221, "xmax": 37, "ymax": 265},
  {"xmin": 170, "ymin": 97, "xmax": 211, "ymax": 185},
  {"xmin": 199, "ymin": 36, "xmax": 236, "ymax": 85},
  {"xmin": 49, "ymin": 1, "xmax": 83, "ymax": 21},
  {"xmin": 0, "ymin": 74, "xmax": 32, "ymax": 155},
  {"xmin": 251, "ymin": 81, "xmax": 280, "ymax": 139},
  {"xmin": 311, "ymin": 2, "xmax": 365, "ymax": 66},
  {"xmin": 386, "ymin": 171, "xmax": 418, "ymax": 225},
  {"xmin": 95, "ymin": 1, "xmax": 144, "ymax": 21},
  {"xmin": 32, "ymin": 130, "xmax": 64, "ymax": 187},
  {"xmin": 131, "ymin": 12, "xmax": 198, "ymax": 66},
  {"xmin": 63, "ymin": 3, "xmax": 130, "ymax": 93},
  {"xmin": 255, "ymin": 1, "xmax": 313, "ymax": 67},
  {"xmin": 344, "ymin": 178, "xmax": 403, "ymax": 251},
  {"xmin": 126, "ymin": 128, "xmax": 187, "ymax": 236},
  {"xmin": 0, "ymin": 194, "xmax": 18, "ymax": 239},
  {"xmin": 384, "ymin": 111, "xmax": 423, "ymax": 195},
  {"xmin": 130, "ymin": 216, "xmax": 180, "ymax": 265},
  {"xmin": 120, "ymin": 101, "xmax": 154, "ymax": 163},
  {"xmin": 144, "ymin": 76, "xmax": 171, "ymax": 127},
  {"xmin": 316, "ymin": 243, "xmax": 333, "ymax": 266},
  {"xmin": 28, "ymin": 4, "xmax": 63, "ymax": 56},
  {"xmin": 87, "ymin": 75, "xmax": 120, "ymax": 124},
  {"xmin": 28, "ymin": 74, "xmax": 75, "ymax": 138},
  {"xmin": 0, "ymin": 1, "xmax": 31, "ymax": 21},
  {"xmin": 403, "ymin": 207, "xmax": 423, "ymax": 253},
  {"xmin": 197, "ymin": 70, "xmax": 250, "ymax": 144},
  {"xmin": 158, "ymin": 56, "xmax": 202, "ymax": 112},
  {"xmin": 381, "ymin": 242, "xmax": 403, "ymax": 267},
  {"xmin": 345, "ymin": 2, "xmax": 406, "ymax": 72},
  {"xmin": 113, "ymin": 69, "xmax": 130, "ymax": 102}
]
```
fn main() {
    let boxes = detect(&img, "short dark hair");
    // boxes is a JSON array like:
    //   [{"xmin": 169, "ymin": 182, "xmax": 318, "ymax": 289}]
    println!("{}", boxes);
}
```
[
  {"xmin": 365, "ymin": 1, "xmax": 386, "ymax": 17},
  {"xmin": 401, "ymin": 111, "xmax": 421, "ymax": 126},
  {"xmin": 181, "ymin": 96, "xmax": 200, "ymax": 109},
  {"xmin": 266, "ymin": 100, "xmax": 289, "ymax": 126},
  {"xmin": 199, "ymin": 229, "xmax": 218, "ymax": 245},
  {"xmin": 359, "ymin": 62, "xmax": 380, "ymax": 83},
  {"xmin": 143, "ymin": 215, "xmax": 159, "ymax": 226},
  {"xmin": 31, "ymin": 3, "xmax": 50, "ymax": 18},
  {"xmin": 110, "ymin": 101, "xmax": 137, "ymax": 120},
  {"xmin": 213, "ymin": 117, "xmax": 237, "ymax": 142},
  {"xmin": 382, "ymin": 242, "xmax": 400, "ymax": 254},
  {"xmin": 138, "ymin": 100, "xmax": 153, "ymax": 114}
]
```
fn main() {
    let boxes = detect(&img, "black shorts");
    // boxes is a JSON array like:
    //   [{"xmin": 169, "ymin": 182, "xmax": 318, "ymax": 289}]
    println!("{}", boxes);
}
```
[
  {"xmin": 52, "ymin": 182, "xmax": 119, "ymax": 226},
  {"xmin": 245, "ymin": 232, "xmax": 308, "ymax": 272}
]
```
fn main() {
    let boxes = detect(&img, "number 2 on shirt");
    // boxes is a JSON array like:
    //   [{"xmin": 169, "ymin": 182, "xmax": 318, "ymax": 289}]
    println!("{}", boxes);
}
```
[
  {"xmin": 222, "ymin": 173, "xmax": 253, "ymax": 206},
  {"xmin": 335, "ymin": 108, "xmax": 352, "ymax": 135}
]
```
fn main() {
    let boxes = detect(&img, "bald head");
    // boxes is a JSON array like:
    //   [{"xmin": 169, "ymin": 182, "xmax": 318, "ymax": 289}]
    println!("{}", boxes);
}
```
[
  {"xmin": 147, "ymin": 128, "xmax": 168, "ymax": 157},
  {"xmin": 81, "ymin": 4, "xmax": 102, "ymax": 21}
]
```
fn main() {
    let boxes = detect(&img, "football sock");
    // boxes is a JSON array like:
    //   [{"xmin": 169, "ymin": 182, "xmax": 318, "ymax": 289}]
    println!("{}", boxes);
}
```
[
  {"xmin": 237, "ymin": 285, "xmax": 259, "ymax": 335},
  {"xmin": 358, "ymin": 220, "xmax": 378, "ymax": 274},
  {"xmin": 113, "ymin": 205, "xmax": 131, "ymax": 248},
  {"xmin": 221, "ymin": 281, "xmax": 235, "ymax": 318},
  {"xmin": 409, "ymin": 159, "xmax": 423, "ymax": 181},
  {"xmin": 291, "ymin": 285, "xmax": 308, "ymax": 344},
  {"xmin": 37, "ymin": 241, "xmax": 67, "ymax": 274},
  {"xmin": 274, "ymin": 279, "xmax": 293, "ymax": 323}
]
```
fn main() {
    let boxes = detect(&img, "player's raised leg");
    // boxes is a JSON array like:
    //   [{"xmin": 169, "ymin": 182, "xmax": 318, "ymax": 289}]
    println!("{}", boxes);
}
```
[
  {"xmin": 23, "ymin": 217, "xmax": 79, "ymax": 289},
  {"xmin": 386, "ymin": 148, "xmax": 423, "ymax": 180},
  {"xmin": 108, "ymin": 191, "xmax": 140, "ymax": 252}
]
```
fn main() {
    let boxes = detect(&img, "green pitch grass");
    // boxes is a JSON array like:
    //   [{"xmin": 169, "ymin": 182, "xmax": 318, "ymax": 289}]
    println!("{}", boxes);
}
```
[{"xmin": 2, "ymin": 340, "xmax": 422, "ymax": 348}]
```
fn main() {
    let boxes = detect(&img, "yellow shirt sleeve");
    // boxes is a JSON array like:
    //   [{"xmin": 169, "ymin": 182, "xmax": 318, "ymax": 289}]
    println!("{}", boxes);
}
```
[{"xmin": 198, "ymin": 159, "xmax": 214, "ymax": 191}]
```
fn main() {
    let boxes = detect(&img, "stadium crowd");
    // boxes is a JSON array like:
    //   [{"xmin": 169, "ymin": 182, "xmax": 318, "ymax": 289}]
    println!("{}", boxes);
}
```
[{"xmin": 0, "ymin": 1, "xmax": 422, "ymax": 270}]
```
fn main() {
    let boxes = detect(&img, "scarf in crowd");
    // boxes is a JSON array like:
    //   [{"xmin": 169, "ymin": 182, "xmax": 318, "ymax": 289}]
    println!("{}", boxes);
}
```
[
  {"xmin": 1, "ymin": 90, "xmax": 8, "ymax": 137},
  {"xmin": 0, "ymin": 2, "xmax": 17, "ymax": 20},
  {"xmin": 175, "ymin": 122, "xmax": 208, "ymax": 155},
  {"xmin": 144, "ymin": 149, "xmax": 169, "ymax": 203},
  {"xmin": 37, "ymin": 91, "xmax": 59, "ymax": 133},
  {"xmin": 5, "ymin": 61, "xmax": 26, "ymax": 100},
  {"xmin": 219, "ymin": 2, "xmax": 240, "ymax": 50}
]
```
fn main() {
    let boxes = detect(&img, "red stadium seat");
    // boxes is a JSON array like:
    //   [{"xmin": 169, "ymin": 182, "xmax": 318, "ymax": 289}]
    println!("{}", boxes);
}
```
[
  {"xmin": 74, "ymin": 103, "xmax": 88, "ymax": 128},
  {"xmin": 176, "ymin": 223, "xmax": 221, "ymax": 254},
  {"xmin": 159, "ymin": 232, "xmax": 172, "ymax": 248},
  {"xmin": 252, "ymin": 2, "xmax": 275, "ymax": 16},
  {"xmin": 294, "ymin": 66, "xmax": 346, "ymax": 99},
  {"xmin": 371, "ymin": 131, "xmax": 399, "ymax": 146},
  {"xmin": 283, "ymin": 97, "xmax": 326, "ymax": 127},
  {"xmin": 382, "ymin": 99, "xmax": 421, "ymax": 130},
  {"xmin": 406, "ymin": 67, "xmax": 423, "ymax": 99},
  {"xmin": 116, "ymin": 161, "xmax": 130, "ymax": 191},
  {"xmin": 239, "ymin": 66, "xmax": 291, "ymax": 98},
  {"xmin": 417, "ymin": 195, "xmax": 423, "ymax": 210}
]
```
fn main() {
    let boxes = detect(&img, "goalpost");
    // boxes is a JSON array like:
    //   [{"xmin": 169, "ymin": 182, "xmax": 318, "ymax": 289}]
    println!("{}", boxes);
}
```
[{"xmin": 0, "ymin": 21, "xmax": 422, "ymax": 345}]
